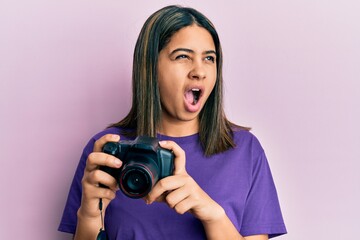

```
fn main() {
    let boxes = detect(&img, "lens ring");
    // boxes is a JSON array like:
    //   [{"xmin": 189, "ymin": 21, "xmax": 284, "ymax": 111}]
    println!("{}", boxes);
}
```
[{"xmin": 120, "ymin": 165, "xmax": 154, "ymax": 198}]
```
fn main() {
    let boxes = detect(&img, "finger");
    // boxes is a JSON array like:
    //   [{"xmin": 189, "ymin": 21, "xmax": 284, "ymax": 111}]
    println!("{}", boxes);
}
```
[
  {"xmin": 152, "ymin": 192, "xmax": 168, "ymax": 203},
  {"xmin": 165, "ymin": 187, "xmax": 190, "ymax": 209},
  {"xmin": 159, "ymin": 141, "xmax": 186, "ymax": 175},
  {"xmin": 85, "ymin": 169, "xmax": 119, "ymax": 191},
  {"xmin": 96, "ymin": 186, "xmax": 117, "ymax": 201},
  {"xmin": 86, "ymin": 152, "xmax": 122, "ymax": 172},
  {"xmin": 82, "ymin": 184, "xmax": 117, "ymax": 201},
  {"xmin": 173, "ymin": 197, "xmax": 194, "ymax": 215},
  {"xmin": 93, "ymin": 134, "xmax": 120, "ymax": 152},
  {"xmin": 146, "ymin": 175, "xmax": 186, "ymax": 204}
]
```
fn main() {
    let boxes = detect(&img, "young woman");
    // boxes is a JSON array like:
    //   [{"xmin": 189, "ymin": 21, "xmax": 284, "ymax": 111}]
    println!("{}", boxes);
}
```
[{"xmin": 59, "ymin": 5, "xmax": 287, "ymax": 240}]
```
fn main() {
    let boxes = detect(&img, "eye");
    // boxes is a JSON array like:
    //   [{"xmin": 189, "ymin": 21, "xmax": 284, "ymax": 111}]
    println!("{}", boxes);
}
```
[
  {"xmin": 175, "ymin": 54, "xmax": 189, "ymax": 60},
  {"xmin": 205, "ymin": 56, "xmax": 215, "ymax": 63}
]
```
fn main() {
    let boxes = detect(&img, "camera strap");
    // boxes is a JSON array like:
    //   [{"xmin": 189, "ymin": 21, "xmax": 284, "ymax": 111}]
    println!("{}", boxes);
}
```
[{"xmin": 96, "ymin": 198, "xmax": 107, "ymax": 240}]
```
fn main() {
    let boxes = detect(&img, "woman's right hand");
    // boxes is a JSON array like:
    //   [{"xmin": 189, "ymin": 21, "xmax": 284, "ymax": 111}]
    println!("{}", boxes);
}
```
[{"xmin": 77, "ymin": 134, "xmax": 122, "ymax": 220}]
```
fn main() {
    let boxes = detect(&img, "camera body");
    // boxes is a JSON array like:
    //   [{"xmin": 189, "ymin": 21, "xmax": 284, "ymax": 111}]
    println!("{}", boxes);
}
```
[{"xmin": 100, "ymin": 136, "xmax": 174, "ymax": 198}]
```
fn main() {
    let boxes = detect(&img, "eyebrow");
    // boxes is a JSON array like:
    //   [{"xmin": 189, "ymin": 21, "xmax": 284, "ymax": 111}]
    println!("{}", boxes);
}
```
[{"xmin": 169, "ymin": 48, "xmax": 217, "ymax": 56}]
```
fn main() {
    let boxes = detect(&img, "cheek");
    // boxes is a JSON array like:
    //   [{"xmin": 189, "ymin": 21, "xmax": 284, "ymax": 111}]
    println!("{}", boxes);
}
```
[
  {"xmin": 158, "ymin": 70, "xmax": 184, "ymax": 99},
  {"xmin": 205, "ymin": 66, "xmax": 217, "ymax": 87},
  {"xmin": 158, "ymin": 77, "xmax": 176, "ymax": 99},
  {"xmin": 159, "ymin": 83, "xmax": 182, "ymax": 101},
  {"xmin": 208, "ymin": 75, "xmax": 217, "ymax": 91},
  {"xmin": 204, "ymin": 78, "xmax": 217, "ymax": 100}
]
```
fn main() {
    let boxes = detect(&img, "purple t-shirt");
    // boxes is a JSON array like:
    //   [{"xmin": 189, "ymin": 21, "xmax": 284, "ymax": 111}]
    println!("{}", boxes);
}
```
[{"xmin": 59, "ymin": 127, "xmax": 287, "ymax": 239}]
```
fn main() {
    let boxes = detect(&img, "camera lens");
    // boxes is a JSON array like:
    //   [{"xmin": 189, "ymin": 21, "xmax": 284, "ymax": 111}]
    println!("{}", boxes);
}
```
[
  {"xmin": 120, "ymin": 162, "xmax": 159, "ymax": 198},
  {"xmin": 124, "ymin": 170, "xmax": 148, "ymax": 193}
]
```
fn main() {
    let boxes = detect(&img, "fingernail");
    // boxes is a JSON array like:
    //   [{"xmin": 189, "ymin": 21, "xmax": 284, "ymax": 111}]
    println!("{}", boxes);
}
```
[
  {"xmin": 159, "ymin": 141, "xmax": 167, "ymax": 145},
  {"xmin": 113, "ymin": 135, "xmax": 120, "ymax": 141},
  {"xmin": 114, "ymin": 158, "xmax": 121, "ymax": 166}
]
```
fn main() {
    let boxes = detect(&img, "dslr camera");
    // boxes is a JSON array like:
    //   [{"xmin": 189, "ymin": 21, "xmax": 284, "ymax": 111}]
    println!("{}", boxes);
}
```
[{"xmin": 100, "ymin": 136, "xmax": 174, "ymax": 198}]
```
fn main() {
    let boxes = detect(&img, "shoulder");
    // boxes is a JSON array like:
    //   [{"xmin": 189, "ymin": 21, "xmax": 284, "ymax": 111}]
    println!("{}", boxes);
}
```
[
  {"xmin": 232, "ymin": 129, "xmax": 264, "ymax": 154},
  {"xmin": 81, "ymin": 127, "xmax": 125, "ymax": 154},
  {"xmin": 90, "ymin": 126, "xmax": 137, "ymax": 141},
  {"xmin": 91, "ymin": 127, "xmax": 123, "ymax": 141}
]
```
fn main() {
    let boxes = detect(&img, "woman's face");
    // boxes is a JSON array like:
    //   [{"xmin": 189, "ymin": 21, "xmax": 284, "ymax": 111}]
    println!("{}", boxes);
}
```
[{"xmin": 157, "ymin": 24, "xmax": 217, "ymax": 135}]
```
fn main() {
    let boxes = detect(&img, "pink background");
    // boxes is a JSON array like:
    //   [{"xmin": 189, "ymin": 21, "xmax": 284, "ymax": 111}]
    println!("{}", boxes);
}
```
[{"xmin": 1, "ymin": 1, "xmax": 359, "ymax": 239}]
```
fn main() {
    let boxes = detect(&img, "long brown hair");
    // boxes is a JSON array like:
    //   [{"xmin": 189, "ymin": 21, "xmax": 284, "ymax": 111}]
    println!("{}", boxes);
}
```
[{"xmin": 110, "ymin": 5, "xmax": 249, "ymax": 156}]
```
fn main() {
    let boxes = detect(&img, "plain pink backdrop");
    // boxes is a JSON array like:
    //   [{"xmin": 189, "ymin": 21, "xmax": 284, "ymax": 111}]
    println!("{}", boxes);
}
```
[{"xmin": 1, "ymin": 1, "xmax": 359, "ymax": 239}]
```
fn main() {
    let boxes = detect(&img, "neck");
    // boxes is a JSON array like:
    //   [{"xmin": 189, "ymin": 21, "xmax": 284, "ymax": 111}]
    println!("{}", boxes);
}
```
[{"xmin": 158, "ymin": 119, "xmax": 199, "ymax": 137}]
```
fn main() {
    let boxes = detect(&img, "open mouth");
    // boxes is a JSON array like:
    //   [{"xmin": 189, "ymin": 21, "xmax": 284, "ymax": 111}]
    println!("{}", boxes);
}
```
[
  {"xmin": 192, "ymin": 88, "xmax": 201, "ymax": 104},
  {"xmin": 185, "ymin": 88, "xmax": 202, "ymax": 105}
]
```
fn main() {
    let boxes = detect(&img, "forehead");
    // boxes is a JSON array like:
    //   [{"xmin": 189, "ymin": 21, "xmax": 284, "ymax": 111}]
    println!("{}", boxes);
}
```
[{"xmin": 164, "ymin": 25, "xmax": 215, "ymax": 52}]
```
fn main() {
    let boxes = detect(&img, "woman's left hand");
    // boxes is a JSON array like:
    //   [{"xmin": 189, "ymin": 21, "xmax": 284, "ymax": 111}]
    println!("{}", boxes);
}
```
[{"xmin": 145, "ymin": 140, "xmax": 225, "ymax": 223}]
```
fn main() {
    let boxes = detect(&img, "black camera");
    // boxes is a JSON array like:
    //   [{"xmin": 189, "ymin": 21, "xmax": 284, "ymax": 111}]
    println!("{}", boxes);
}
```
[{"xmin": 100, "ymin": 136, "xmax": 174, "ymax": 198}]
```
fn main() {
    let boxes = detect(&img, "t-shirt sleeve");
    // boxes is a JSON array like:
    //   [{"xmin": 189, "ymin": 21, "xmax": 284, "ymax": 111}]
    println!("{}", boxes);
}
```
[
  {"xmin": 58, "ymin": 138, "xmax": 95, "ymax": 234},
  {"xmin": 240, "ymin": 140, "xmax": 287, "ymax": 238}
]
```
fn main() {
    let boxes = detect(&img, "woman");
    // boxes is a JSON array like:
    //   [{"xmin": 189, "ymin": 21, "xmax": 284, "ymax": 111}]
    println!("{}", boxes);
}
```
[{"xmin": 59, "ymin": 5, "xmax": 287, "ymax": 239}]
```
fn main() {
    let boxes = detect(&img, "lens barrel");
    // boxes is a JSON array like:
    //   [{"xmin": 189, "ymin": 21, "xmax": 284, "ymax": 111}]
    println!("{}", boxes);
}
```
[{"xmin": 119, "ymin": 161, "xmax": 159, "ymax": 198}]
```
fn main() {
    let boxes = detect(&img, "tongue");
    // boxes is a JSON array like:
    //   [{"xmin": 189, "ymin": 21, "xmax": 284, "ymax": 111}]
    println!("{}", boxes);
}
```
[{"xmin": 185, "ymin": 90, "xmax": 195, "ymax": 105}]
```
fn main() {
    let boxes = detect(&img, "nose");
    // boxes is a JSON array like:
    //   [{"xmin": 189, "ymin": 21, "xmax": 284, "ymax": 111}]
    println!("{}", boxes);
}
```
[{"xmin": 188, "ymin": 61, "xmax": 206, "ymax": 80}]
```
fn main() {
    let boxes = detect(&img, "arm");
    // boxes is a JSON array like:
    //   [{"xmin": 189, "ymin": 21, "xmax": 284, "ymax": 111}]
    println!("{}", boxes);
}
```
[
  {"xmin": 146, "ymin": 141, "xmax": 268, "ymax": 240},
  {"xmin": 74, "ymin": 134, "xmax": 122, "ymax": 240},
  {"xmin": 202, "ymin": 210, "xmax": 268, "ymax": 240}
]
